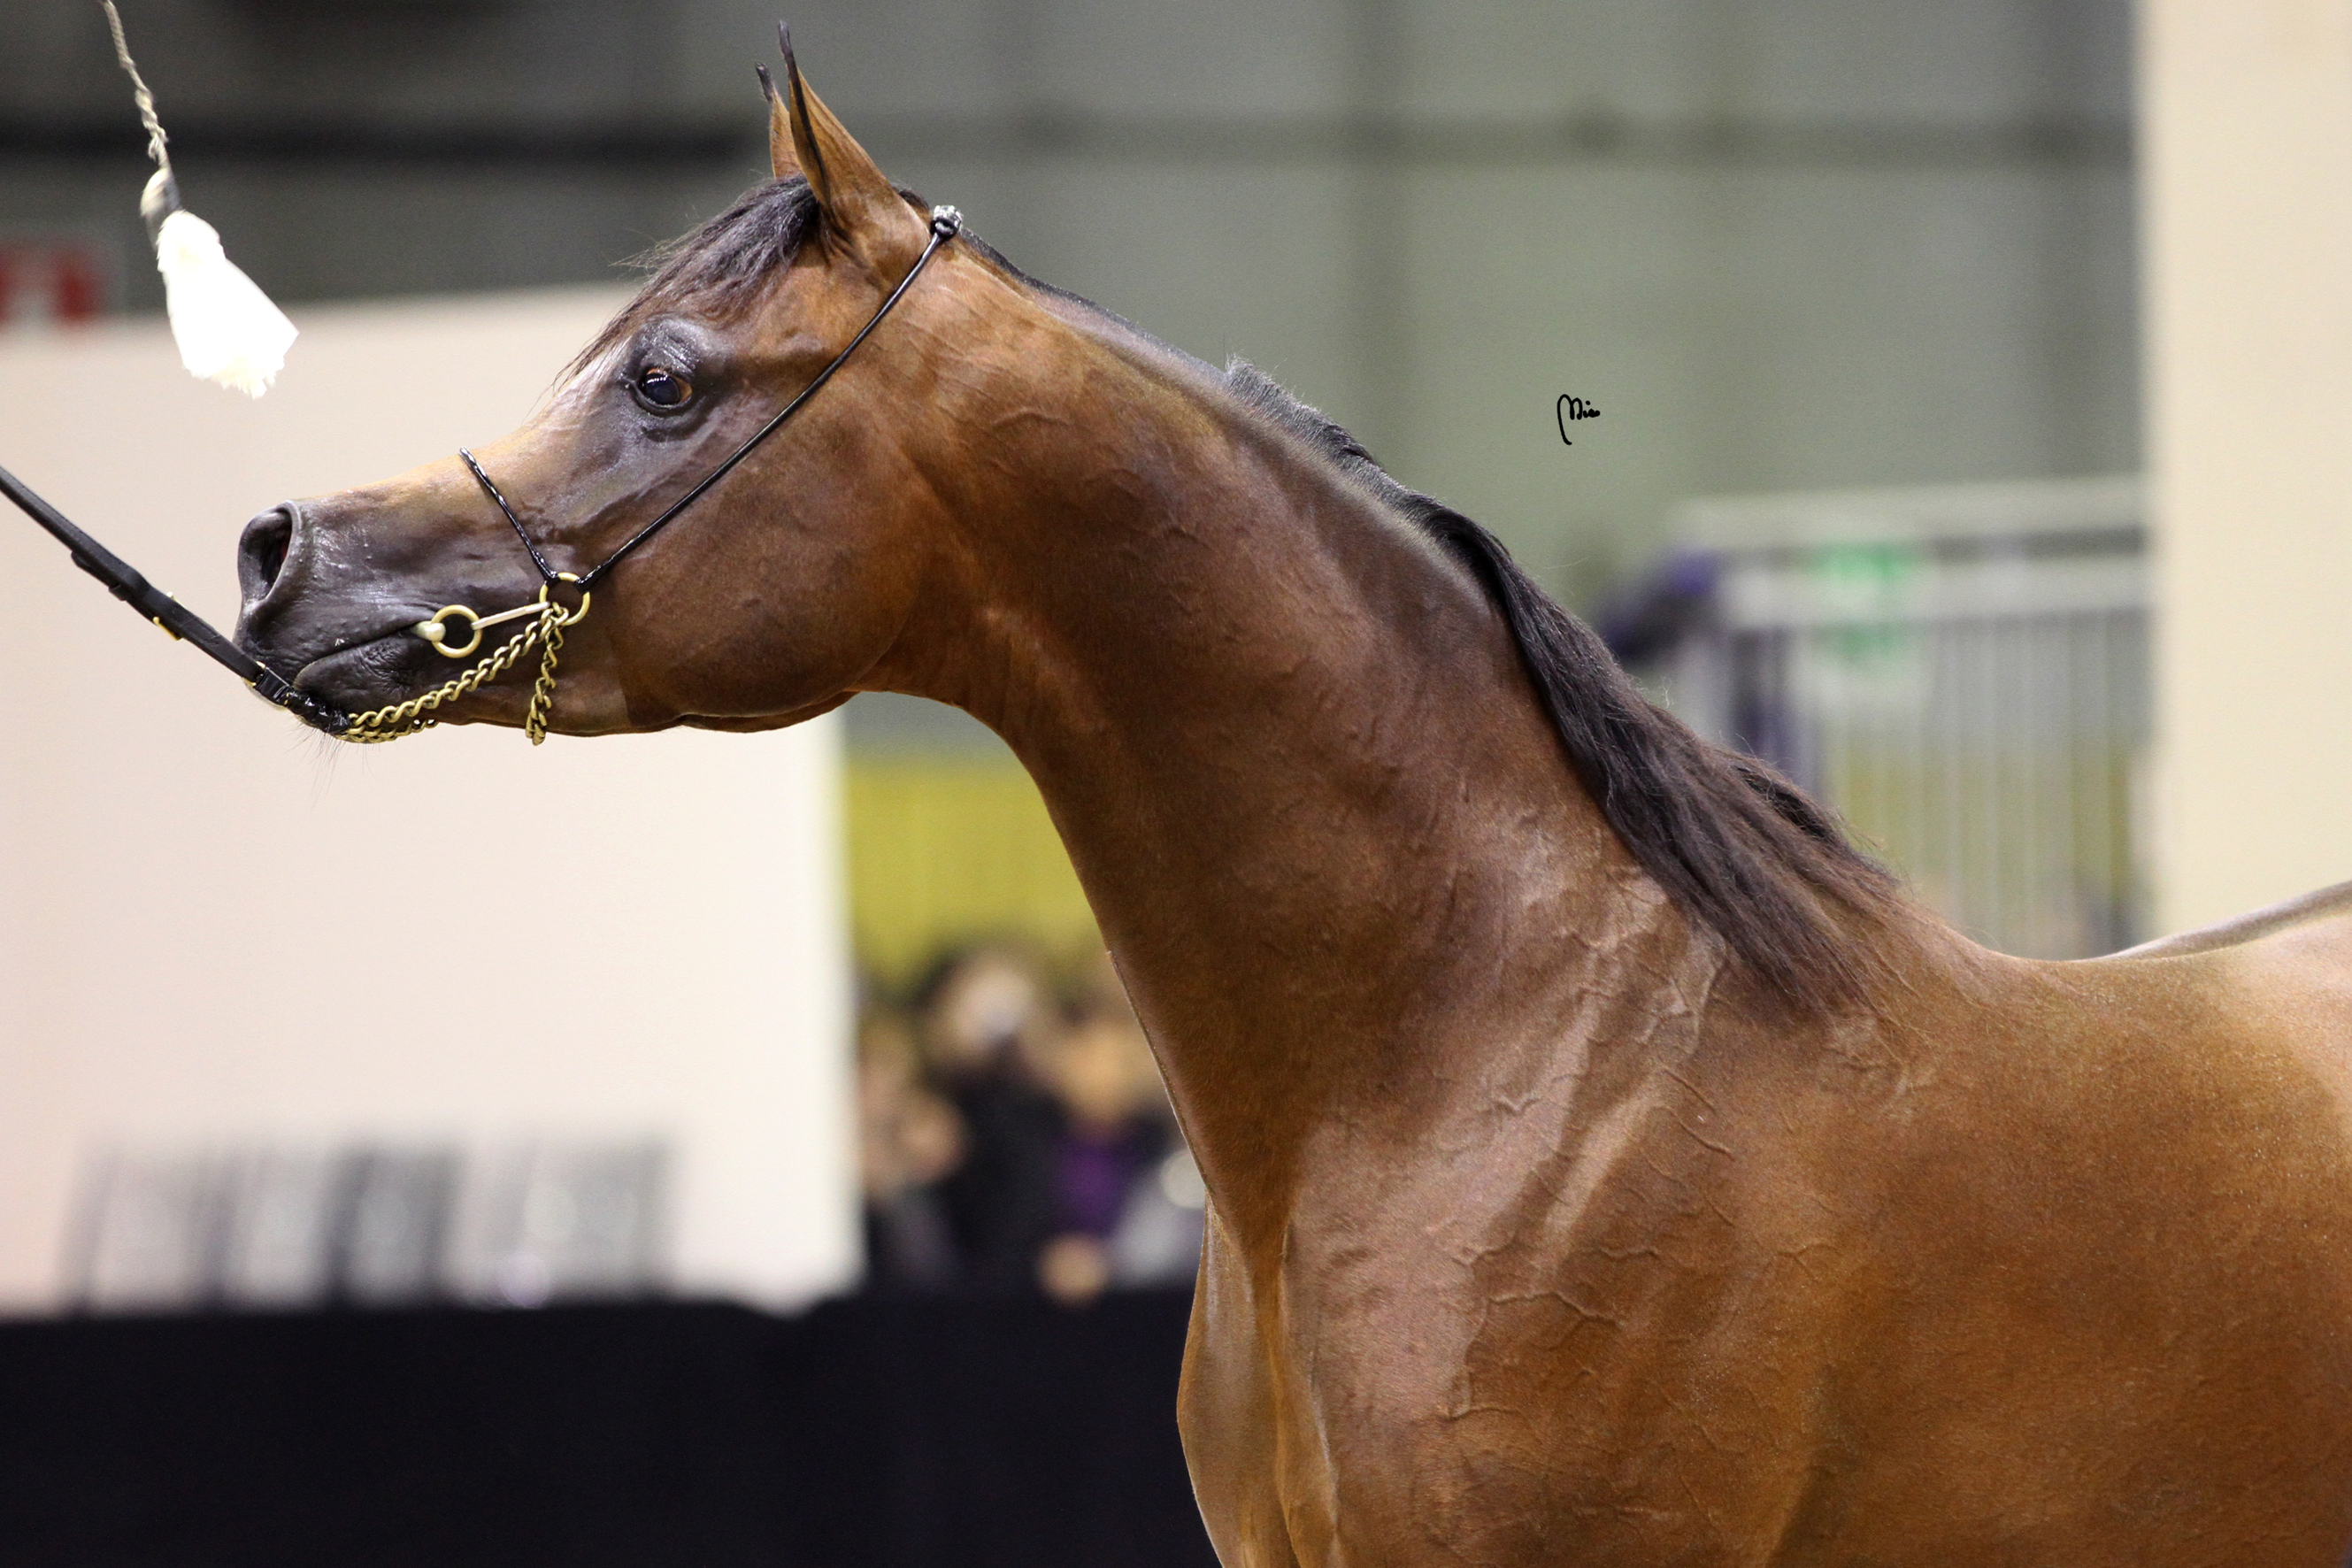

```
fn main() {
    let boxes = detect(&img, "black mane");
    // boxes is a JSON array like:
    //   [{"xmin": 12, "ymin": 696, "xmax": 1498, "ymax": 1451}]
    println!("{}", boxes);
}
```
[
  {"xmin": 605, "ymin": 180, "xmax": 1905, "ymax": 1015},
  {"xmin": 1223, "ymin": 365, "xmax": 1903, "ymax": 1014}
]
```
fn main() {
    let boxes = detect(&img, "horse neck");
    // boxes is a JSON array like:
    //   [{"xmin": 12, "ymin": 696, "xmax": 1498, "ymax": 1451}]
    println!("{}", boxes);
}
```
[{"xmin": 876, "ymin": 309, "xmax": 1713, "ymax": 1240}]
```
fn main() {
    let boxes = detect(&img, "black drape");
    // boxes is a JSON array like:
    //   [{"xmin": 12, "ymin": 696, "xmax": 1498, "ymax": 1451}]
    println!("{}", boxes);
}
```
[{"xmin": 0, "ymin": 1290, "xmax": 1216, "ymax": 1568}]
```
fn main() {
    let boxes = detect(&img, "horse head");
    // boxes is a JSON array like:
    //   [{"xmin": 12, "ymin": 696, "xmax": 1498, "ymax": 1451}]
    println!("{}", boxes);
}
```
[{"xmin": 234, "ymin": 46, "xmax": 982, "ymax": 739}]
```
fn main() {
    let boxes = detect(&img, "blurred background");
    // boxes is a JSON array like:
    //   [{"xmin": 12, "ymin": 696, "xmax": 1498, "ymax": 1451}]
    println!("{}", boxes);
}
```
[{"xmin": 3, "ymin": 0, "xmax": 2348, "ymax": 1564}]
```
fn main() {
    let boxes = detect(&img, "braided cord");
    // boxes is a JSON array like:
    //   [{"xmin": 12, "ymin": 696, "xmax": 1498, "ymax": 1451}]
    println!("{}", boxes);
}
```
[{"xmin": 100, "ymin": 2, "xmax": 171, "ymax": 174}]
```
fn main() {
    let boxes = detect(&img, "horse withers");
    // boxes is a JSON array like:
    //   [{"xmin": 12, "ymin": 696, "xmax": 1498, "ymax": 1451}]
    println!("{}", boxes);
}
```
[{"xmin": 233, "ymin": 47, "xmax": 2352, "ymax": 1567}]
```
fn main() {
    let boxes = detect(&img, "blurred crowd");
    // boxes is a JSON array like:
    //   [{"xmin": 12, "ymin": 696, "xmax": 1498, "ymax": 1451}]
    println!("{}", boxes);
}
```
[{"xmin": 857, "ymin": 947, "xmax": 1204, "ymax": 1306}]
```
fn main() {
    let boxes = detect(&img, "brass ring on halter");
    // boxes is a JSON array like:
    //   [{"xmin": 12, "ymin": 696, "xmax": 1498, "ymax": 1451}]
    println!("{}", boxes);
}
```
[
  {"xmin": 545, "ymin": 571, "xmax": 591, "ymax": 622},
  {"xmin": 413, "ymin": 603, "xmax": 487, "ymax": 659},
  {"xmin": 411, "ymin": 573, "xmax": 589, "ymax": 658},
  {"xmin": 412, "ymin": 600, "xmax": 530, "ymax": 659}
]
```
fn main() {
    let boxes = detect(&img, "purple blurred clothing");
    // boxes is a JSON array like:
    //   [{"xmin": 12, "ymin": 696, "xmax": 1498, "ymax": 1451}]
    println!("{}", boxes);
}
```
[{"xmin": 1056, "ymin": 1126, "xmax": 1152, "ymax": 1239}]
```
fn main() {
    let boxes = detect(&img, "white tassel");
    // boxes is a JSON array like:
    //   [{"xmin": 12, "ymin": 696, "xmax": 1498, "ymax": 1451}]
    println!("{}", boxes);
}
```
[
  {"xmin": 104, "ymin": 3, "xmax": 296, "ymax": 397},
  {"xmin": 144, "ymin": 173, "xmax": 297, "ymax": 398}
]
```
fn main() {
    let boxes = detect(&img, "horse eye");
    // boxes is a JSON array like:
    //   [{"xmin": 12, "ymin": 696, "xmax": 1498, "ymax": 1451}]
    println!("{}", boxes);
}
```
[{"xmin": 634, "ymin": 366, "xmax": 693, "ymax": 410}]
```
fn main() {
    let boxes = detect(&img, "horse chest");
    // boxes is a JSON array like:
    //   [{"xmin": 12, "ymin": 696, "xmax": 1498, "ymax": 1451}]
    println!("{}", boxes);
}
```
[{"xmin": 1185, "ymin": 1134, "xmax": 1833, "ymax": 1567}]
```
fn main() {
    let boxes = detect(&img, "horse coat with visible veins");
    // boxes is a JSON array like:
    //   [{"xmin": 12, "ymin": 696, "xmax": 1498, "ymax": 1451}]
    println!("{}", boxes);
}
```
[{"xmin": 233, "ymin": 42, "xmax": 2352, "ymax": 1568}]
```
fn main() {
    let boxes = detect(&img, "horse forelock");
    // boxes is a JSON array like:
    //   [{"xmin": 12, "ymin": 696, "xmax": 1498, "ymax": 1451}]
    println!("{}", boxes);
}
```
[{"xmin": 568, "ymin": 177, "xmax": 825, "ymax": 376}]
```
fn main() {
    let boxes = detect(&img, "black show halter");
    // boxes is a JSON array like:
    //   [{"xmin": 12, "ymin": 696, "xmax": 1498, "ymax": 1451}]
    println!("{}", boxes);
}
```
[
  {"xmin": 0, "ymin": 203, "xmax": 962, "ymax": 744},
  {"xmin": 354, "ymin": 201, "xmax": 964, "ymax": 744},
  {"xmin": 465, "ymin": 204, "xmax": 965, "ymax": 607}
]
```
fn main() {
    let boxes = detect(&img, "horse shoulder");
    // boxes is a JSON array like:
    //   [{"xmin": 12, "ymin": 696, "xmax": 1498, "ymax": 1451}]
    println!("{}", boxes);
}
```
[{"xmin": 1239, "ymin": 1021, "xmax": 1869, "ymax": 1562}]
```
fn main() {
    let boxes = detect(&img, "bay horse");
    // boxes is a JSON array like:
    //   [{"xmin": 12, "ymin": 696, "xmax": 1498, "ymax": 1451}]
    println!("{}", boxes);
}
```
[{"xmin": 234, "ymin": 51, "xmax": 2352, "ymax": 1565}]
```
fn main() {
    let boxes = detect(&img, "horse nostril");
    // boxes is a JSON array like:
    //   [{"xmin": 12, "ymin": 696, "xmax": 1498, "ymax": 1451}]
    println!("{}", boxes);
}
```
[{"xmin": 238, "ymin": 504, "xmax": 295, "ymax": 603}]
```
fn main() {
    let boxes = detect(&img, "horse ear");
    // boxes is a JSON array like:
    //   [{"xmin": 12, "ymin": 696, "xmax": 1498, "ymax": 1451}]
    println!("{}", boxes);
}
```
[
  {"xmin": 775, "ymin": 24, "xmax": 921, "ymax": 256},
  {"xmin": 756, "ymin": 64, "xmax": 802, "ymax": 182}
]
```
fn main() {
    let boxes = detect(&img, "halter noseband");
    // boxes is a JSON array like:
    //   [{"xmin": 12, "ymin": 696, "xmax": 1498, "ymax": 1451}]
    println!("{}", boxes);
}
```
[{"xmin": 340, "ymin": 203, "xmax": 964, "ymax": 745}]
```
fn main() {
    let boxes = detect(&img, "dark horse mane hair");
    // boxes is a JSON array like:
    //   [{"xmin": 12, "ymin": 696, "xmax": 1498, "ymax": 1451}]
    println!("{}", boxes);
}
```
[
  {"xmin": 1218, "ymin": 366, "xmax": 1905, "ymax": 1015},
  {"xmin": 600, "ymin": 178, "xmax": 1907, "ymax": 1016}
]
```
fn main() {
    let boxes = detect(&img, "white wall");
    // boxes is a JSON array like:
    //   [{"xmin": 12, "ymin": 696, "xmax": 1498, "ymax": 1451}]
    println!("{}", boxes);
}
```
[
  {"xmin": 0, "ymin": 290, "xmax": 856, "ymax": 1311},
  {"xmin": 2143, "ymin": 1, "xmax": 2352, "ymax": 931}
]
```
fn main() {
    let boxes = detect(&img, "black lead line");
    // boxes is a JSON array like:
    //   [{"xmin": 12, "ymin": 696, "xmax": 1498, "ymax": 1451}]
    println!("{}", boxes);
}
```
[{"xmin": 0, "ymin": 460, "xmax": 348, "ymax": 730}]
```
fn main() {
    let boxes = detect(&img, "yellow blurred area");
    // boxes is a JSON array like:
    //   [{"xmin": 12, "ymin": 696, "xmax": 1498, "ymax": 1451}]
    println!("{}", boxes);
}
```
[{"xmin": 843, "ymin": 756, "xmax": 1102, "ymax": 989}]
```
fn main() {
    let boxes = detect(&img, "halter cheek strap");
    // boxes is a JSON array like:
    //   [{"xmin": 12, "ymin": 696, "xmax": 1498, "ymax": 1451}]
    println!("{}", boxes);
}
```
[
  {"xmin": 337, "ymin": 204, "xmax": 965, "ymax": 746},
  {"xmin": 457, "ymin": 450, "xmax": 564, "ymax": 590}
]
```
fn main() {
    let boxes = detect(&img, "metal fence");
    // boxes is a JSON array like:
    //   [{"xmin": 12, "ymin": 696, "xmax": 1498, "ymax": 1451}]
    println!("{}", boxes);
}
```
[
  {"xmin": 1619, "ymin": 477, "xmax": 2146, "ymax": 959},
  {"xmin": 66, "ymin": 1138, "xmax": 670, "ymax": 1312}
]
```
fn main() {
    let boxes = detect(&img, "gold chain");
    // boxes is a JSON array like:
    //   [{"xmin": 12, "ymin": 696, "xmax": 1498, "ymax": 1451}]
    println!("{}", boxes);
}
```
[
  {"xmin": 338, "ymin": 581, "xmax": 589, "ymax": 746},
  {"xmin": 524, "ymin": 609, "xmax": 571, "ymax": 744}
]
